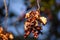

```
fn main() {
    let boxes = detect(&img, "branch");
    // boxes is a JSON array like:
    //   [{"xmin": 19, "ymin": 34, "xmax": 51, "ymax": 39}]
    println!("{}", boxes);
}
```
[
  {"xmin": 37, "ymin": 0, "xmax": 41, "ymax": 10},
  {"xmin": 4, "ymin": 0, "xmax": 8, "ymax": 31}
]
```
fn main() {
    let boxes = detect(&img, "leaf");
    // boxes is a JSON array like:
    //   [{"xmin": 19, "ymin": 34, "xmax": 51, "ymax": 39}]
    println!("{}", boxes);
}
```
[{"xmin": 40, "ymin": 17, "xmax": 47, "ymax": 25}]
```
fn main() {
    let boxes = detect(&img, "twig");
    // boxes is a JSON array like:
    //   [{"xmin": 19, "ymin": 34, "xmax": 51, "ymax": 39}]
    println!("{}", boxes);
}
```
[
  {"xmin": 4, "ymin": 0, "xmax": 8, "ymax": 31},
  {"xmin": 14, "ymin": 24, "xmax": 21, "ymax": 36},
  {"xmin": 37, "ymin": 0, "xmax": 41, "ymax": 10}
]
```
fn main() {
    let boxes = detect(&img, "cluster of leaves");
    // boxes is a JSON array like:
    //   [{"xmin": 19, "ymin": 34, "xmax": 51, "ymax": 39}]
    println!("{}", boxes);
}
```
[
  {"xmin": 0, "ymin": 26, "xmax": 14, "ymax": 40},
  {"xmin": 24, "ymin": 10, "xmax": 47, "ymax": 38}
]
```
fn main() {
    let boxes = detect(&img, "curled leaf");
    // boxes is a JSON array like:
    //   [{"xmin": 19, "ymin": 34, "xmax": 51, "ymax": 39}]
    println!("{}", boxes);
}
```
[{"xmin": 40, "ymin": 17, "xmax": 47, "ymax": 25}]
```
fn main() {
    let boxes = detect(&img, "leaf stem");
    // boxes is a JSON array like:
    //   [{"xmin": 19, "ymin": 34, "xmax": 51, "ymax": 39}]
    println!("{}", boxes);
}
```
[{"xmin": 37, "ymin": 0, "xmax": 41, "ymax": 10}]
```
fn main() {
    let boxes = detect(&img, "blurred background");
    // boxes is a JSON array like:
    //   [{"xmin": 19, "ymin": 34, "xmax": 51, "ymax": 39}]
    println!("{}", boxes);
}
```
[{"xmin": 0, "ymin": 0, "xmax": 60, "ymax": 40}]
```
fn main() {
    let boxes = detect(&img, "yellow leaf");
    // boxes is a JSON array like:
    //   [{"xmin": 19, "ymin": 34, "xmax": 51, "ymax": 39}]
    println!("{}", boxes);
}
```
[{"xmin": 40, "ymin": 17, "xmax": 47, "ymax": 25}]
